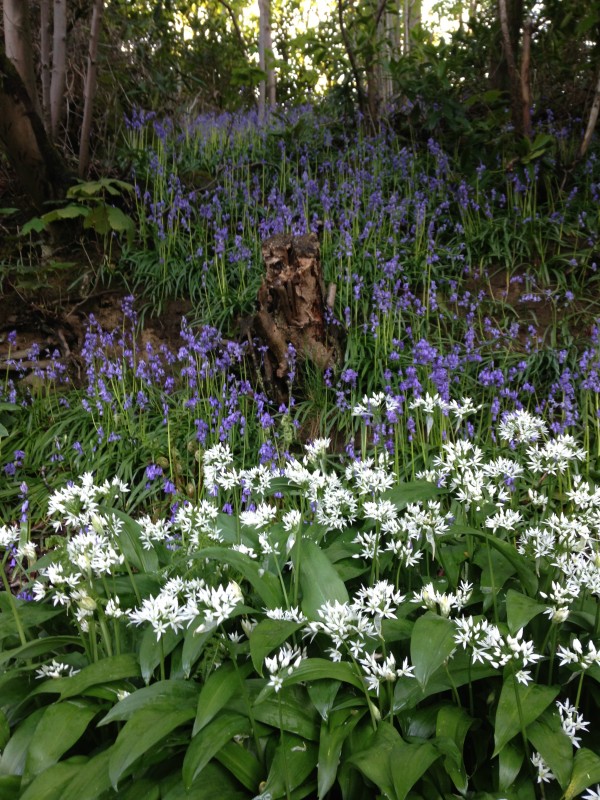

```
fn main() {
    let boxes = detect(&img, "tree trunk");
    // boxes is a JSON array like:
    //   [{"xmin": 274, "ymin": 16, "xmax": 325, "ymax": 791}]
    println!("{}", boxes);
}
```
[
  {"xmin": 257, "ymin": 0, "xmax": 275, "ymax": 120},
  {"xmin": 498, "ymin": 0, "xmax": 528, "ymax": 138},
  {"xmin": 0, "ymin": 49, "xmax": 71, "ymax": 209},
  {"xmin": 3, "ymin": 0, "xmax": 42, "ymax": 117},
  {"xmin": 253, "ymin": 233, "xmax": 340, "ymax": 397},
  {"xmin": 50, "ymin": 0, "xmax": 68, "ymax": 140},
  {"xmin": 578, "ymin": 71, "xmax": 600, "ymax": 161},
  {"xmin": 79, "ymin": 0, "xmax": 104, "ymax": 178},
  {"xmin": 403, "ymin": 0, "xmax": 421, "ymax": 53},
  {"xmin": 520, "ymin": 17, "xmax": 533, "ymax": 139},
  {"xmin": 40, "ymin": 0, "xmax": 52, "ymax": 133}
]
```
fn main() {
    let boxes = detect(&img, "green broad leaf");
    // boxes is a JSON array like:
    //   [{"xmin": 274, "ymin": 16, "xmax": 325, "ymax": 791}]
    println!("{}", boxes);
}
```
[
  {"xmin": 114, "ymin": 778, "xmax": 160, "ymax": 800},
  {"xmin": 81, "ymin": 205, "xmax": 113, "ymax": 235},
  {"xmin": 380, "ymin": 617, "xmax": 413, "ymax": 642},
  {"xmin": 391, "ymin": 741, "xmax": 441, "ymax": 800},
  {"xmin": 18, "ymin": 761, "xmax": 82, "ymax": 800},
  {"xmin": 253, "ymin": 687, "xmax": 319, "ymax": 741},
  {"xmin": 0, "ymin": 674, "xmax": 32, "ymax": 721},
  {"xmin": 183, "ymin": 711, "xmax": 250, "ymax": 788},
  {"xmin": 106, "ymin": 206, "xmax": 135, "ymax": 236},
  {"xmin": 213, "ymin": 513, "xmax": 241, "ymax": 544},
  {"xmin": 347, "ymin": 722, "xmax": 401, "ymax": 799},
  {"xmin": 0, "ymin": 707, "xmax": 46, "ymax": 776},
  {"xmin": 475, "ymin": 545, "xmax": 516, "ymax": 602},
  {"xmin": 0, "ymin": 596, "xmax": 63, "ymax": 641},
  {"xmin": 296, "ymin": 539, "xmax": 349, "ymax": 619},
  {"xmin": 20, "ymin": 217, "xmax": 47, "ymax": 235},
  {"xmin": 0, "ymin": 710, "xmax": 9, "ymax": 751},
  {"xmin": 0, "ymin": 775, "xmax": 20, "ymax": 798},
  {"xmin": 109, "ymin": 705, "xmax": 196, "ymax": 789},
  {"xmin": 394, "ymin": 649, "xmax": 497, "ymax": 712},
  {"xmin": 139, "ymin": 626, "xmax": 181, "ymax": 684},
  {"xmin": 527, "ymin": 710, "xmax": 573, "ymax": 789},
  {"xmin": 214, "ymin": 741, "xmax": 262, "ymax": 792},
  {"xmin": 0, "ymin": 424, "xmax": 8, "ymax": 438},
  {"xmin": 410, "ymin": 612, "xmax": 456, "ymax": 688},
  {"xmin": 182, "ymin": 626, "xmax": 214, "ymax": 679},
  {"xmin": 34, "ymin": 654, "xmax": 141, "ymax": 700},
  {"xmin": 260, "ymin": 735, "xmax": 318, "ymax": 799},
  {"xmin": 0, "ymin": 637, "xmax": 83, "ymax": 668},
  {"xmin": 249, "ymin": 618, "xmax": 303, "ymax": 674},
  {"xmin": 51, "ymin": 205, "xmax": 89, "ymax": 220},
  {"xmin": 23, "ymin": 700, "xmax": 98, "ymax": 779},
  {"xmin": 195, "ymin": 547, "xmax": 283, "ymax": 609},
  {"xmin": 565, "ymin": 747, "xmax": 600, "ymax": 800},
  {"xmin": 317, "ymin": 707, "xmax": 365, "ymax": 799},
  {"xmin": 505, "ymin": 590, "xmax": 546, "ymax": 635},
  {"xmin": 493, "ymin": 677, "xmax": 559, "ymax": 756},
  {"xmin": 165, "ymin": 762, "xmax": 249, "ymax": 799},
  {"xmin": 307, "ymin": 679, "xmax": 341, "ymax": 721},
  {"xmin": 436, "ymin": 705, "xmax": 474, "ymax": 792},
  {"xmin": 499, "ymin": 740, "xmax": 524, "ymax": 792},
  {"xmin": 60, "ymin": 748, "xmax": 113, "ymax": 800},
  {"xmin": 269, "ymin": 658, "xmax": 364, "ymax": 693},
  {"xmin": 383, "ymin": 480, "xmax": 446, "ymax": 510},
  {"xmin": 452, "ymin": 526, "xmax": 538, "ymax": 595},
  {"xmin": 99, "ymin": 680, "xmax": 199, "ymax": 725},
  {"xmin": 193, "ymin": 661, "xmax": 252, "ymax": 735},
  {"xmin": 102, "ymin": 507, "xmax": 158, "ymax": 574}
]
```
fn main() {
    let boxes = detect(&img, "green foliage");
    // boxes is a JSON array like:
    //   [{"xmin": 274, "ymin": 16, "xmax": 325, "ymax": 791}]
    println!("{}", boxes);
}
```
[
  {"xmin": 20, "ymin": 179, "xmax": 135, "ymax": 245},
  {"xmin": 1, "ymin": 416, "xmax": 600, "ymax": 797}
]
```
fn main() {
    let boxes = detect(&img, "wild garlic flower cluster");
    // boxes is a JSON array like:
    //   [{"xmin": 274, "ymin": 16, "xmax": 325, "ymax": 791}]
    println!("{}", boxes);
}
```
[
  {"xmin": 303, "ymin": 581, "xmax": 414, "ymax": 695},
  {"xmin": 413, "ymin": 581, "xmax": 473, "ymax": 618},
  {"xmin": 265, "ymin": 643, "xmax": 307, "ymax": 692},
  {"xmin": 35, "ymin": 659, "xmax": 80, "ymax": 680},
  {"xmin": 15, "ymin": 406, "xmax": 600, "ymax": 711},
  {"xmin": 0, "ymin": 523, "xmax": 20, "ymax": 549},
  {"xmin": 531, "ymin": 699, "xmax": 590, "ymax": 784},
  {"xmin": 128, "ymin": 577, "xmax": 244, "ymax": 638},
  {"xmin": 409, "ymin": 392, "xmax": 482, "ymax": 434},
  {"xmin": 47, "ymin": 472, "xmax": 129, "ymax": 532},
  {"xmin": 454, "ymin": 618, "xmax": 541, "ymax": 685}
]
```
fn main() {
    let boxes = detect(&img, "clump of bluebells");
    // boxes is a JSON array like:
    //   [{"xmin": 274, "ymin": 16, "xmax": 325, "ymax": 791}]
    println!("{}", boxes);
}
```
[{"xmin": 2, "ymin": 404, "xmax": 600, "ymax": 797}]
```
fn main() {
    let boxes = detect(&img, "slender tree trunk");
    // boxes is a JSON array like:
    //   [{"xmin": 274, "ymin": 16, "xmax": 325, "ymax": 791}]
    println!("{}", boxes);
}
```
[
  {"xmin": 579, "ymin": 72, "xmax": 600, "ymax": 160},
  {"xmin": 498, "ymin": 0, "xmax": 526, "ymax": 137},
  {"xmin": 79, "ymin": 0, "xmax": 103, "ymax": 178},
  {"xmin": 40, "ymin": 0, "xmax": 52, "ymax": 133},
  {"xmin": 258, "ymin": 0, "xmax": 275, "ymax": 120},
  {"xmin": 3, "ymin": 0, "xmax": 42, "ymax": 117},
  {"xmin": 0, "ymin": 49, "xmax": 71, "ymax": 209},
  {"xmin": 520, "ymin": 17, "xmax": 533, "ymax": 139},
  {"xmin": 403, "ymin": 0, "xmax": 421, "ymax": 53},
  {"xmin": 50, "ymin": 0, "xmax": 67, "ymax": 140},
  {"xmin": 378, "ymin": 7, "xmax": 398, "ymax": 108}
]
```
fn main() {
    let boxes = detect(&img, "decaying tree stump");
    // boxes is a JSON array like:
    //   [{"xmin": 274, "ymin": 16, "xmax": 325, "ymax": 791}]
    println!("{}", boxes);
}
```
[{"xmin": 252, "ymin": 232, "xmax": 340, "ymax": 393}]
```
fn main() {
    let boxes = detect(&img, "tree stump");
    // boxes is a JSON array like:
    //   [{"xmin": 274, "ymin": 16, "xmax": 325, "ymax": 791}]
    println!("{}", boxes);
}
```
[{"xmin": 252, "ymin": 232, "xmax": 340, "ymax": 394}]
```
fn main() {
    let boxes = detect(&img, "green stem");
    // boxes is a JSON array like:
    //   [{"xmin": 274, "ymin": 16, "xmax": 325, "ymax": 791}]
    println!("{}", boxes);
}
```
[
  {"xmin": 575, "ymin": 670, "xmax": 585, "ymax": 710},
  {"xmin": 160, "ymin": 636, "xmax": 166, "ymax": 681},
  {"xmin": 486, "ymin": 542, "xmax": 499, "ymax": 625},
  {"xmin": 278, "ymin": 694, "xmax": 292, "ymax": 800},
  {"xmin": 1, "ymin": 553, "xmax": 27, "ymax": 646},
  {"xmin": 512, "ymin": 670, "xmax": 532, "ymax": 769}
]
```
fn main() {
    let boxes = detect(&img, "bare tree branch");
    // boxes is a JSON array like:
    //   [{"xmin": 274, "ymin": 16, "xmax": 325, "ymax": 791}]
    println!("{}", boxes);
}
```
[
  {"xmin": 337, "ymin": 0, "xmax": 368, "ymax": 120},
  {"xmin": 216, "ymin": 0, "xmax": 247, "ymax": 54}
]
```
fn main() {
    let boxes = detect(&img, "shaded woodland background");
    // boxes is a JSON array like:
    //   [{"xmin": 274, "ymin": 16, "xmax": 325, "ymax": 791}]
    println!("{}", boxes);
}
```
[{"xmin": 1, "ymin": 0, "xmax": 599, "ymax": 214}]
